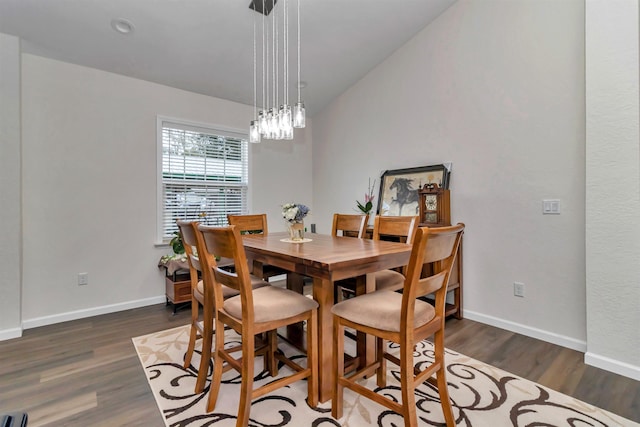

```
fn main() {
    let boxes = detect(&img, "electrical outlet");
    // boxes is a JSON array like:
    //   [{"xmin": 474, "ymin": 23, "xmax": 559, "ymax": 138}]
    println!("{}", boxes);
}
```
[
  {"xmin": 514, "ymin": 282, "xmax": 525, "ymax": 297},
  {"xmin": 78, "ymin": 272, "xmax": 89, "ymax": 286}
]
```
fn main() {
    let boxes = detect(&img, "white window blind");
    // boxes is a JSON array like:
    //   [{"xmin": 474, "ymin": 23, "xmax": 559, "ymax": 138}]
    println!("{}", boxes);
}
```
[{"xmin": 158, "ymin": 119, "xmax": 249, "ymax": 242}]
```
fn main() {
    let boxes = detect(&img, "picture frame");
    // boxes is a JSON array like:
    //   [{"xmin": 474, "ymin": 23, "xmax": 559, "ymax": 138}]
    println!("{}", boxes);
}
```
[{"xmin": 377, "ymin": 164, "xmax": 450, "ymax": 216}]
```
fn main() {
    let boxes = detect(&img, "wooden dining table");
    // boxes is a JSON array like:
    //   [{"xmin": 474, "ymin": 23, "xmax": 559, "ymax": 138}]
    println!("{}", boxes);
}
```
[{"xmin": 241, "ymin": 231, "xmax": 412, "ymax": 403}]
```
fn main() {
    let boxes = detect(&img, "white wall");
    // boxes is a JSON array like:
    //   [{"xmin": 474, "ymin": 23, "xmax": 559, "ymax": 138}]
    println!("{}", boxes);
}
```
[
  {"xmin": 585, "ymin": 0, "xmax": 640, "ymax": 379},
  {"xmin": 313, "ymin": 0, "xmax": 587, "ymax": 349},
  {"xmin": 0, "ymin": 34, "xmax": 22, "ymax": 339},
  {"xmin": 18, "ymin": 54, "xmax": 312, "ymax": 327}
]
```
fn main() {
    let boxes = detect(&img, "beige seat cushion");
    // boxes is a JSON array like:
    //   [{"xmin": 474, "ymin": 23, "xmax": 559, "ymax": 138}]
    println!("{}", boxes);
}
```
[
  {"xmin": 374, "ymin": 269, "xmax": 405, "ymax": 292},
  {"xmin": 224, "ymin": 286, "xmax": 318, "ymax": 323},
  {"xmin": 331, "ymin": 290, "xmax": 435, "ymax": 332},
  {"xmin": 196, "ymin": 275, "xmax": 268, "ymax": 301}
]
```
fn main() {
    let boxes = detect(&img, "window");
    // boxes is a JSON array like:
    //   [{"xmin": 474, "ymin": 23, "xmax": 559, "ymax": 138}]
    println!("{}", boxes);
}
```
[{"xmin": 157, "ymin": 118, "xmax": 248, "ymax": 242}]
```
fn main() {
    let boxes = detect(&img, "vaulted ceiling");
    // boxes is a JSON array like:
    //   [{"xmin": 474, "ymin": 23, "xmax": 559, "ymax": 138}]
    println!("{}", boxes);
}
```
[{"xmin": 0, "ymin": 0, "xmax": 457, "ymax": 115}]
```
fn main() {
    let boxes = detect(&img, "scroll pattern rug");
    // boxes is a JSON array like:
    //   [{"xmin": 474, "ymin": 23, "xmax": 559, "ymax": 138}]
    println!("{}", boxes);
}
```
[{"xmin": 132, "ymin": 325, "xmax": 637, "ymax": 426}]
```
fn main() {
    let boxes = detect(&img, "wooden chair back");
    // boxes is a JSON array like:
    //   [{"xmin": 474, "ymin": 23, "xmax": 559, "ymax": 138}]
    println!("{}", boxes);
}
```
[
  {"xmin": 176, "ymin": 220, "xmax": 202, "ymax": 273},
  {"xmin": 227, "ymin": 213, "xmax": 268, "ymax": 234},
  {"xmin": 402, "ymin": 224, "xmax": 464, "ymax": 335},
  {"xmin": 176, "ymin": 219, "xmax": 211, "ymax": 393},
  {"xmin": 331, "ymin": 213, "xmax": 368, "ymax": 238},
  {"xmin": 372, "ymin": 215, "xmax": 418, "ymax": 244},
  {"xmin": 199, "ymin": 224, "xmax": 255, "ymax": 321}
]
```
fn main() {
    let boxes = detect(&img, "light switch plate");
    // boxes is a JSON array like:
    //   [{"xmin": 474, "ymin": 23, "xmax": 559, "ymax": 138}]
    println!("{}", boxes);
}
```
[{"xmin": 542, "ymin": 199, "xmax": 560, "ymax": 214}]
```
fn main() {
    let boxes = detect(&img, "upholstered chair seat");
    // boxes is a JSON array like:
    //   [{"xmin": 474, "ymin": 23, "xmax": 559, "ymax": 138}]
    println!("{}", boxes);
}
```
[
  {"xmin": 331, "ymin": 290, "xmax": 435, "ymax": 332},
  {"xmin": 224, "ymin": 285, "xmax": 318, "ymax": 323}
]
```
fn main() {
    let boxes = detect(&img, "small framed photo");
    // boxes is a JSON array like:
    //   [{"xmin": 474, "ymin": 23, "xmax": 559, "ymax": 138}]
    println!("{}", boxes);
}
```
[{"xmin": 377, "ymin": 164, "xmax": 450, "ymax": 216}]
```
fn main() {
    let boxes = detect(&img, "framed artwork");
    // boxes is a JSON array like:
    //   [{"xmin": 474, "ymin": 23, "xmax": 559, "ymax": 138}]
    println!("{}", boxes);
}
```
[{"xmin": 377, "ymin": 164, "xmax": 450, "ymax": 216}]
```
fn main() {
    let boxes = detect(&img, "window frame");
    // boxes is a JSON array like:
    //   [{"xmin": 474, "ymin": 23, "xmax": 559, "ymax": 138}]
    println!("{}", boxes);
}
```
[{"xmin": 156, "ymin": 116, "xmax": 250, "ymax": 244}]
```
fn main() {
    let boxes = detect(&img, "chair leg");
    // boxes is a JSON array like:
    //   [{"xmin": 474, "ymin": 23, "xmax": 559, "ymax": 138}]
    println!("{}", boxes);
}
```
[
  {"xmin": 434, "ymin": 329, "xmax": 455, "ymax": 426},
  {"xmin": 400, "ymin": 342, "xmax": 418, "ymax": 427},
  {"xmin": 331, "ymin": 317, "xmax": 345, "ymax": 420},
  {"xmin": 436, "ymin": 366, "xmax": 456, "ymax": 427},
  {"xmin": 376, "ymin": 337, "xmax": 386, "ymax": 388},
  {"xmin": 206, "ymin": 319, "xmax": 225, "ymax": 412},
  {"xmin": 307, "ymin": 310, "xmax": 318, "ymax": 407},
  {"xmin": 196, "ymin": 310, "xmax": 213, "ymax": 393},
  {"xmin": 236, "ymin": 332, "xmax": 256, "ymax": 427},
  {"xmin": 267, "ymin": 330, "xmax": 278, "ymax": 376},
  {"xmin": 183, "ymin": 299, "xmax": 199, "ymax": 369}
]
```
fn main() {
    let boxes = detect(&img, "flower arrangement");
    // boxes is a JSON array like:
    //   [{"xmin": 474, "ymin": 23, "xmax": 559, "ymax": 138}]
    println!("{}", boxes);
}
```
[
  {"xmin": 356, "ymin": 178, "xmax": 376, "ymax": 215},
  {"xmin": 282, "ymin": 203, "xmax": 310, "ymax": 224}
]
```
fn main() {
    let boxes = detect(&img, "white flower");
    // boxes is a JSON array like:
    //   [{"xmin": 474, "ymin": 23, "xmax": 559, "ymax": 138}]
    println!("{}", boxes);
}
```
[
  {"xmin": 282, "ymin": 203, "xmax": 310, "ymax": 223},
  {"xmin": 284, "ymin": 206, "xmax": 299, "ymax": 220}
]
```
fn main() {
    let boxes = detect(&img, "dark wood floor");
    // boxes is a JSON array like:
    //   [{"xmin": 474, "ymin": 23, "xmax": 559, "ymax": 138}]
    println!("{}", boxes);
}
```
[{"xmin": 0, "ymin": 302, "xmax": 638, "ymax": 426}]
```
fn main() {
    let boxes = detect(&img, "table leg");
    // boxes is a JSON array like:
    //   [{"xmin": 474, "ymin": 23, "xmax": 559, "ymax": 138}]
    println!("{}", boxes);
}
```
[
  {"xmin": 354, "ymin": 273, "xmax": 376, "ymax": 370},
  {"xmin": 312, "ymin": 277, "xmax": 333, "ymax": 403},
  {"xmin": 286, "ymin": 273, "xmax": 306, "ymax": 345}
]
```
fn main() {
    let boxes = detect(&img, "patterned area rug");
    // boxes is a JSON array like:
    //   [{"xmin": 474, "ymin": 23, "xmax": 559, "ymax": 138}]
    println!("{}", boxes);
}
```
[{"xmin": 133, "ymin": 325, "xmax": 637, "ymax": 426}]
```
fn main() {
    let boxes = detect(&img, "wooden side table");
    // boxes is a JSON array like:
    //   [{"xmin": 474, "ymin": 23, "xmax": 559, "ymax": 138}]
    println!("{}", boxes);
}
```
[
  {"xmin": 164, "ymin": 273, "xmax": 192, "ymax": 313},
  {"xmin": 158, "ymin": 255, "xmax": 192, "ymax": 314}
]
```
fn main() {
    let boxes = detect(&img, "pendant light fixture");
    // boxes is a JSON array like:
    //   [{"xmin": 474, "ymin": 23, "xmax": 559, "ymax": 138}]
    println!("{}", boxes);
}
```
[
  {"xmin": 249, "ymin": 9, "xmax": 260, "ymax": 143},
  {"xmin": 249, "ymin": 0, "xmax": 305, "ymax": 142},
  {"xmin": 292, "ymin": 0, "xmax": 305, "ymax": 128}
]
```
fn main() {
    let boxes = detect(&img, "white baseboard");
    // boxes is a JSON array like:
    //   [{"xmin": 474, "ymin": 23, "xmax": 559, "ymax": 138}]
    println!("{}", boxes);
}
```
[
  {"xmin": 463, "ymin": 309, "xmax": 587, "ymax": 352},
  {"xmin": 585, "ymin": 352, "xmax": 640, "ymax": 381},
  {"xmin": 0, "ymin": 327, "xmax": 23, "ymax": 341},
  {"xmin": 21, "ymin": 295, "xmax": 167, "ymax": 330}
]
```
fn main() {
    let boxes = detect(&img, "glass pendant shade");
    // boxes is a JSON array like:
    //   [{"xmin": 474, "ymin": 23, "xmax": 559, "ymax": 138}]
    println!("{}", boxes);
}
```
[
  {"xmin": 279, "ymin": 105, "xmax": 292, "ymax": 131},
  {"xmin": 258, "ymin": 111, "xmax": 268, "ymax": 135},
  {"xmin": 293, "ymin": 102, "xmax": 306, "ymax": 128},
  {"xmin": 264, "ymin": 109, "xmax": 273, "ymax": 139},
  {"xmin": 249, "ymin": 120, "xmax": 261, "ymax": 143},
  {"xmin": 268, "ymin": 108, "xmax": 279, "ymax": 137}
]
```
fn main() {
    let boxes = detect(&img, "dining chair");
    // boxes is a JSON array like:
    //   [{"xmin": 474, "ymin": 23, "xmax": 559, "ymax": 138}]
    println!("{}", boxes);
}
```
[
  {"xmin": 198, "ymin": 224, "xmax": 319, "ymax": 425},
  {"xmin": 227, "ymin": 213, "xmax": 289, "ymax": 281},
  {"xmin": 331, "ymin": 223, "xmax": 465, "ymax": 427},
  {"xmin": 340, "ymin": 215, "xmax": 419, "ymax": 299},
  {"xmin": 176, "ymin": 220, "xmax": 268, "ymax": 394},
  {"xmin": 331, "ymin": 213, "xmax": 369, "ymax": 238},
  {"xmin": 330, "ymin": 213, "xmax": 369, "ymax": 302}
]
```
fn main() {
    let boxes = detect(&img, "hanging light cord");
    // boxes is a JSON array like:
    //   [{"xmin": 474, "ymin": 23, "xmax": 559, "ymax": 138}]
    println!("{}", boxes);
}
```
[
  {"xmin": 253, "ymin": 9, "xmax": 257, "ymax": 118},
  {"xmin": 275, "ymin": 9, "xmax": 279, "ymax": 109},
  {"xmin": 262, "ymin": 0, "xmax": 266, "ymax": 112},
  {"xmin": 297, "ymin": 0, "xmax": 301, "ymax": 103},
  {"xmin": 284, "ymin": 0, "xmax": 288, "ymax": 105}
]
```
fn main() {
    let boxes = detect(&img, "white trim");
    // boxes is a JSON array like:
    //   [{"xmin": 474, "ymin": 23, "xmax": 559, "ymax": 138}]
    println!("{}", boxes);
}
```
[
  {"xmin": 156, "ymin": 116, "xmax": 164, "ymax": 245},
  {"xmin": 585, "ymin": 352, "xmax": 640, "ymax": 381},
  {"xmin": 22, "ymin": 295, "xmax": 166, "ymax": 330},
  {"xmin": 0, "ymin": 327, "xmax": 23, "ymax": 341},
  {"xmin": 463, "ymin": 309, "xmax": 587, "ymax": 352}
]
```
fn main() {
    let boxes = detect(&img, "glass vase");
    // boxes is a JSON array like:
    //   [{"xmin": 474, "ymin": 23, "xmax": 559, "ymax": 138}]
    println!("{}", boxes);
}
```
[{"xmin": 288, "ymin": 221, "xmax": 305, "ymax": 241}]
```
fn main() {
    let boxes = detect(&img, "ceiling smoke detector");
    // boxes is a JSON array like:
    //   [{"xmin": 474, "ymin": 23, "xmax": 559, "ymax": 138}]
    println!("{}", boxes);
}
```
[{"xmin": 111, "ymin": 18, "xmax": 135, "ymax": 35}]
